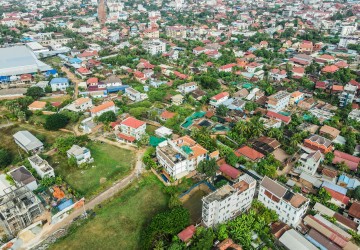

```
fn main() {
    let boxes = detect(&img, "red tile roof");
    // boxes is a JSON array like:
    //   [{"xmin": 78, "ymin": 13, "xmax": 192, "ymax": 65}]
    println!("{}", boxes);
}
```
[
  {"xmin": 90, "ymin": 101, "xmax": 115, "ymax": 114},
  {"xmin": 322, "ymin": 65, "xmax": 339, "ymax": 73},
  {"xmin": 266, "ymin": 111, "xmax": 291, "ymax": 124},
  {"xmin": 160, "ymin": 110, "xmax": 176, "ymax": 119},
  {"xmin": 235, "ymin": 146, "xmax": 264, "ymax": 161},
  {"xmin": 177, "ymin": 225, "xmax": 196, "ymax": 242},
  {"xmin": 117, "ymin": 133, "xmax": 136, "ymax": 142},
  {"xmin": 219, "ymin": 164, "xmax": 241, "ymax": 179},
  {"xmin": 332, "ymin": 150, "xmax": 360, "ymax": 171},
  {"xmin": 349, "ymin": 202, "xmax": 360, "ymax": 219},
  {"xmin": 211, "ymin": 92, "xmax": 229, "ymax": 101},
  {"xmin": 332, "ymin": 85, "xmax": 344, "ymax": 91},
  {"xmin": 324, "ymin": 187, "xmax": 350, "ymax": 205},
  {"xmin": 121, "ymin": 117, "xmax": 145, "ymax": 129}
]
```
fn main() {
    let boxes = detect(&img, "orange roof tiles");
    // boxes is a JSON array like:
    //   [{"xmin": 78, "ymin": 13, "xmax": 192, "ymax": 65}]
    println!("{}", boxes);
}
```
[
  {"xmin": 121, "ymin": 117, "xmax": 145, "ymax": 129},
  {"xmin": 28, "ymin": 101, "xmax": 46, "ymax": 110},
  {"xmin": 90, "ymin": 101, "xmax": 115, "ymax": 114},
  {"xmin": 235, "ymin": 146, "xmax": 264, "ymax": 161}
]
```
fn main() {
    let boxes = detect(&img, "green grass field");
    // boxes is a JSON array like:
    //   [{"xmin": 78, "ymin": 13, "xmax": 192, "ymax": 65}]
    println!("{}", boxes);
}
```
[
  {"xmin": 51, "ymin": 141, "xmax": 135, "ymax": 197},
  {"xmin": 0, "ymin": 123, "xmax": 70, "ymax": 164},
  {"xmin": 50, "ymin": 174, "xmax": 169, "ymax": 250}
]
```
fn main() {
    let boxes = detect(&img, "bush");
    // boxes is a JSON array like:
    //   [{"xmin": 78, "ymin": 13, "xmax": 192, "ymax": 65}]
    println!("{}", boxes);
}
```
[
  {"xmin": 44, "ymin": 113, "xmax": 69, "ymax": 130},
  {"xmin": 97, "ymin": 111, "xmax": 117, "ymax": 124},
  {"xmin": 25, "ymin": 86, "xmax": 45, "ymax": 100},
  {"xmin": 0, "ymin": 149, "xmax": 12, "ymax": 168}
]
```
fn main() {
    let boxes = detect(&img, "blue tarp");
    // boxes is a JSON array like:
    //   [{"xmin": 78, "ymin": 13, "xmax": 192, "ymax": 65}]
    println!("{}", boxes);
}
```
[{"xmin": 57, "ymin": 199, "xmax": 74, "ymax": 211}]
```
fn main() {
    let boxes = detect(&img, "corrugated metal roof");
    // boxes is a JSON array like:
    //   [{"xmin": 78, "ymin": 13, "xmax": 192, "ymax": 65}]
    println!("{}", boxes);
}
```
[{"xmin": 279, "ymin": 229, "xmax": 318, "ymax": 250}]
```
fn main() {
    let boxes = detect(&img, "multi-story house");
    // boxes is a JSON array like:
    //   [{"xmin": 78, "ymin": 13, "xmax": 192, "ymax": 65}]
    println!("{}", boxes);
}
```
[
  {"xmin": 119, "ymin": 117, "xmax": 146, "ymax": 141},
  {"xmin": 339, "ymin": 84, "xmax": 357, "ymax": 107},
  {"xmin": 28, "ymin": 155, "xmax": 55, "ymax": 179},
  {"xmin": 64, "ymin": 97, "xmax": 93, "ymax": 112},
  {"xmin": 143, "ymin": 28, "xmax": 159, "ymax": 39},
  {"xmin": 49, "ymin": 78, "xmax": 69, "ymax": 91},
  {"xmin": 178, "ymin": 82, "xmax": 198, "ymax": 94},
  {"xmin": 143, "ymin": 39, "xmax": 166, "ymax": 55},
  {"xmin": 303, "ymin": 135, "xmax": 333, "ymax": 154},
  {"xmin": 66, "ymin": 145, "xmax": 93, "ymax": 165},
  {"xmin": 289, "ymin": 91, "xmax": 305, "ymax": 105},
  {"xmin": 202, "ymin": 174, "xmax": 256, "ymax": 227},
  {"xmin": 125, "ymin": 87, "xmax": 142, "ymax": 102},
  {"xmin": 258, "ymin": 176, "xmax": 309, "ymax": 227},
  {"xmin": 90, "ymin": 101, "xmax": 116, "ymax": 117},
  {"xmin": 269, "ymin": 69, "xmax": 287, "ymax": 81},
  {"xmin": 166, "ymin": 25, "xmax": 187, "ymax": 39},
  {"xmin": 210, "ymin": 92, "xmax": 229, "ymax": 107},
  {"xmin": 156, "ymin": 136, "xmax": 207, "ymax": 180},
  {"xmin": 297, "ymin": 150, "xmax": 323, "ymax": 175},
  {"xmin": 266, "ymin": 91, "xmax": 291, "ymax": 112},
  {"xmin": 348, "ymin": 109, "xmax": 360, "ymax": 122},
  {"xmin": 0, "ymin": 185, "xmax": 42, "ymax": 236}
]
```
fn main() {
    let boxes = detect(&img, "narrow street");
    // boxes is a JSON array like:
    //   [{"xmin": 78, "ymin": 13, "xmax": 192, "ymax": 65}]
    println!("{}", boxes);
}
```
[{"xmin": 61, "ymin": 66, "xmax": 80, "ymax": 99}]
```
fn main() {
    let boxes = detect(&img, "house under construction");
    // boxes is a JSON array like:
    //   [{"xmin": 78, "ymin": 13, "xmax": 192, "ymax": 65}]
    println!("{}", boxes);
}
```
[{"xmin": 0, "ymin": 185, "xmax": 42, "ymax": 236}]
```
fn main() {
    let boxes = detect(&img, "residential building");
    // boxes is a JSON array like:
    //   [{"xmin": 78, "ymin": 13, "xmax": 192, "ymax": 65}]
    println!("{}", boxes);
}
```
[
  {"xmin": 303, "ymin": 135, "xmax": 333, "ymax": 154},
  {"xmin": 156, "ymin": 136, "xmax": 207, "ymax": 179},
  {"xmin": 258, "ymin": 176, "xmax": 309, "ymax": 227},
  {"xmin": 289, "ymin": 91, "xmax": 304, "ymax": 105},
  {"xmin": 28, "ymin": 101, "xmax": 46, "ymax": 111},
  {"xmin": 0, "ymin": 185, "xmax": 42, "ymax": 235},
  {"xmin": 28, "ymin": 155, "xmax": 55, "ymax": 179},
  {"xmin": 210, "ymin": 92, "xmax": 229, "ymax": 107},
  {"xmin": 143, "ymin": 39, "xmax": 166, "ymax": 55},
  {"xmin": 348, "ymin": 202, "xmax": 360, "ymax": 224},
  {"xmin": 332, "ymin": 150, "xmax": 360, "ymax": 172},
  {"xmin": 119, "ymin": 116, "xmax": 146, "ymax": 141},
  {"xmin": 90, "ymin": 101, "xmax": 116, "ymax": 117},
  {"xmin": 13, "ymin": 131, "xmax": 44, "ymax": 154},
  {"xmin": 269, "ymin": 68, "xmax": 287, "ymax": 81},
  {"xmin": 279, "ymin": 229, "xmax": 318, "ymax": 250},
  {"xmin": 124, "ymin": 87, "xmax": 145, "ymax": 102},
  {"xmin": 64, "ymin": 97, "xmax": 93, "ymax": 112},
  {"xmin": 178, "ymin": 82, "xmax": 198, "ymax": 94},
  {"xmin": 166, "ymin": 25, "xmax": 187, "ymax": 39},
  {"xmin": 339, "ymin": 84, "xmax": 357, "ymax": 107},
  {"xmin": 319, "ymin": 125, "xmax": 340, "ymax": 140},
  {"xmin": 66, "ymin": 145, "xmax": 93, "ymax": 165},
  {"xmin": 322, "ymin": 181, "xmax": 350, "ymax": 208},
  {"xmin": 202, "ymin": 174, "xmax": 256, "ymax": 227},
  {"xmin": 171, "ymin": 94, "xmax": 184, "ymax": 106},
  {"xmin": 297, "ymin": 151, "xmax": 322, "ymax": 175},
  {"xmin": 266, "ymin": 91, "xmax": 291, "ymax": 112},
  {"xmin": 8, "ymin": 166, "xmax": 38, "ymax": 191},
  {"xmin": 303, "ymin": 215, "xmax": 356, "ymax": 250},
  {"xmin": 234, "ymin": 146, "xmax": 264, "ymax": 162},
  {"xmin": 348, "ymin": 109, "xmax": 360, "ymax": 122},
  {"xmin": 49, "ymin": 78, "xmax": 70, "ymax": 91}
]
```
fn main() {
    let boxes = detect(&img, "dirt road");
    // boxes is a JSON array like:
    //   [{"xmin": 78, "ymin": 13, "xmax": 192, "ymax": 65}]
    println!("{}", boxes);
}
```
[
  {"xmin": 61, "ymin": 66, "xmax": 80, "ymax": 99},
  {"xmin": 22, "ymin": 147, "xmax": 145, "ymax": 250}
]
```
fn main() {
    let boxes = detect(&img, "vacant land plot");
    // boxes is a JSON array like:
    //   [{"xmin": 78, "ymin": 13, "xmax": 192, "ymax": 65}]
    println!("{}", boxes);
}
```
[
  {"xmin": 180, "ymin": 183, "xmax": 212, "ymax": 224},
  {"xmin": 51, "ymin": 141, "xmax": 135, "ymax": 197},
  {"xmin": 0, "ymin": 123, "xmax": 70, "ymax": 164},
  {"xmin": 51, "ymin": 174, "xmax": 169, "ymax": 250}
]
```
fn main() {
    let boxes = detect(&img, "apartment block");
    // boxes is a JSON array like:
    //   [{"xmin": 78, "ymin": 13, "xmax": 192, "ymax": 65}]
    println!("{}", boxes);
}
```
[
  {"xmin": 202, "ymin": 174, "xmax": 256, "ymax": 227},
  {"xmin": 156, "ymin": 136, "xmax": 207, "ymax": 180},
  {"xmin": 258, "ymin": 176, "xmax": 309, "ymax": 227},
  {"xmin": 266, "ymin": 91, "xmax": 291, "ymax": 112},
  {"xmin": 297, "ymin": 150, "xmax": 322, "ymax": 176}
]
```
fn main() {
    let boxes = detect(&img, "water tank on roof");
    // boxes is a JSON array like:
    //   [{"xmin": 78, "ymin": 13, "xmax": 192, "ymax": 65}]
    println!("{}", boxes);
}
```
[{"xmin": 144, "ymin": 86, "xmax": 149, "ymax": 92}]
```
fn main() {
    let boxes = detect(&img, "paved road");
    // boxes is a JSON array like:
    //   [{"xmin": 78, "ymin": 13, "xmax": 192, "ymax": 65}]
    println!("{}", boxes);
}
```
[{"xmin": 22, "ymin": 147, "xmax": 145, "ymax": 250}]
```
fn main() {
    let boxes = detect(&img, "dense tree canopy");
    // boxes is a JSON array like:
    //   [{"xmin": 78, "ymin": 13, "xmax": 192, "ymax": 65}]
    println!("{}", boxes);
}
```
[{"xmin": 44, "ymin": 114, "xmax": 69, "ymax": 130}]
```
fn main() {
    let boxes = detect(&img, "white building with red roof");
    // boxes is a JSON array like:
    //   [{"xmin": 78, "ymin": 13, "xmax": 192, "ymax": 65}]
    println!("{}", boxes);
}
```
[
  {"xmin": 119, "ymin": 117, "xmax": 146, "ymax": 141},
  {"xmin": 210, "ymin": 92, "xmax": 229, "ymax": 107}
]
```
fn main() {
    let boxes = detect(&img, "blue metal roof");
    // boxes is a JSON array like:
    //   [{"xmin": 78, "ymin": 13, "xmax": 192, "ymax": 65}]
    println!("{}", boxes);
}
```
[
  {"xmin": 322, "ymin": 181, "xmax": 347, "ymax": 195},
  {"xmin": 50, "ymin": 78, "xmax": 69, "ymax": 84},
  {"xmin": 338, "ymin": 175, "xmax": 350, "ymax": 184}
]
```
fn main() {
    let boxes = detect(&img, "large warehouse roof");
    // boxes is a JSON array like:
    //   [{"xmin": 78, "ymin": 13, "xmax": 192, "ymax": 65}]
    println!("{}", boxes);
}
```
[{"xmin": 0, "ymin": 46, "xmax": 52, "ymax": 76}]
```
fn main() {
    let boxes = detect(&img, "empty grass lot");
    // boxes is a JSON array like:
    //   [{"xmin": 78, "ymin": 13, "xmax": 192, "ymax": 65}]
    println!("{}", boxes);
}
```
[
  {"xmin": 52, "ymin": 141, "xmax": 135, "ymax": 197},
  {"xmin": 50, "ymin": 174, "xmax": 169, "ymax": 250}
]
